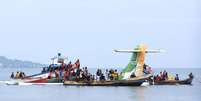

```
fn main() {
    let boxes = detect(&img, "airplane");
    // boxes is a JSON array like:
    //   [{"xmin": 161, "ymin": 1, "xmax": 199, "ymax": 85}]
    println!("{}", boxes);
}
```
[{"xmin": 114, "ymin": 44, "xmax": 163, "ymax": 80}]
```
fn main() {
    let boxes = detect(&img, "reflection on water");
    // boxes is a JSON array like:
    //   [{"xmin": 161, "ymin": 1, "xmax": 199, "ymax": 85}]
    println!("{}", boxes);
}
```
[{"xmin": 129, "ymin": 86, "xmax": 146, "ymax": 101}]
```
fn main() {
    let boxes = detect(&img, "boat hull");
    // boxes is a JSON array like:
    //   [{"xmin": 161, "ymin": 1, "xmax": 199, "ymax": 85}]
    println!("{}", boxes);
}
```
[
  {"xmin": 64, "ymin": 80, "xmax": 144, "ymax": 86},
  {"xmin": 153, "ymin": 78, "xmax": 193, "ymax": 85},
  {"xmin": 63, "ymin": 74, "xmax": 152, "ymax": 86}
]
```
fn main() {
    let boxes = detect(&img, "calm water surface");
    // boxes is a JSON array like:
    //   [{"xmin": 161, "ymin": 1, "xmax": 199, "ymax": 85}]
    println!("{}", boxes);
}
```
[{"xmin": 0, "ymin": 68, "xmax": 200, "ymax": 101}]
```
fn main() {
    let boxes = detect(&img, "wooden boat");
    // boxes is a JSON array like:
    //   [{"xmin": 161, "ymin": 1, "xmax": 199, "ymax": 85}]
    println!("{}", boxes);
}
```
[
  {"xmin": 153, "ymin": 77, "xmax": 193, "ymax": 85},
  {"xmin": 63, "ymin": 74, "xmax": 152, "ymax": 86}
]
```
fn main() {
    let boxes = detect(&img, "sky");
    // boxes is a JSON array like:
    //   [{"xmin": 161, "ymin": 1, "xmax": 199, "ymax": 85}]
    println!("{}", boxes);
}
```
[{"xmin": 0, "ymin": 0, "xmax": 200, "ymax": 68}]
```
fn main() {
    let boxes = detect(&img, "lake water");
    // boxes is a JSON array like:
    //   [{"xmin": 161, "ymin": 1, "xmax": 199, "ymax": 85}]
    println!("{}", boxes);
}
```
[{"xmin": 0, "ymin": 68, "xmax": 201, "ymax": 101}]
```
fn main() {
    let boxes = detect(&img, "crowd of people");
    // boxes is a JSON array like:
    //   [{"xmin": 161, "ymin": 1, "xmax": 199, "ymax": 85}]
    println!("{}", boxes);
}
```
[
  {"xmin": 10, "ymin": 71, "xmax": 26, "ymax": 79},
  {"xmin": 41, "ymin": 60, "xmax": 120, "ymax": 82},
  {"xmin": 96, "ymin": 69, "xmax": 119, "ymax": 81},
  {"xmin": 10, "ymin": 61, "xmax": 153, "ymax": 81},
  {"xmin": 153, "ymin": 70, "xmax": 180, "ymax": 81},
  {"xmin": 47, "ymin": 67, "xmax": 120, "ymax": 82}
]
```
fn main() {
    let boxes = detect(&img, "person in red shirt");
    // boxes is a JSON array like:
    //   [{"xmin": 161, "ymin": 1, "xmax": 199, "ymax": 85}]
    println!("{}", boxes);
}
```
[{"xmin": 64, "ymin": 69, "xmax": 70, "ymax": 80}]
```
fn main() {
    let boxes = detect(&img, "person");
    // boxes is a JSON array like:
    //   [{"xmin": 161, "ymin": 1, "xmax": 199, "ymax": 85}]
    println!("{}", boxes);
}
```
[
  {"xmin": 155, "ymin": 75, "xmax": 161, "ymax": 81},
  {"xmin": 99, "ymin": 73, "xmax": 105, "ymax": 81},
  {"xmin": 189, "ymin": 72, "xmax": 194, "ymax": 79},
  {"xmin": 67, "ymin": 61, "xmax": 72, "ymax": 69},
  {"xmin": 19, "ymin": 72, "xmax": 23, "ymax": 79},
  {"xmin": 114, "ymin": 69, "xmax": 118, "ymax": 80},
  {"xmin": 162, "ymin": 70, "xmax": 168, "ymax": 80},
  {"xmin": 96, "ymin": 69, "xmax": 102, "ymax": 80},
  {"xmin": 55, "ymin": 68, "xmax": 60, "ymax": 80},
  {"xmin": 143, "ymin": 64, "xmax": 147, "ymax": 72},
  {"xmin": 71, "ymin": 70, "xmax": 76, "ymax": 80},
  {"xmin": 109, "ymin": 69, "xmax": 114, "ymax": 80},
  {"xmin": 64, "ymin": 69, "xmax": 70, "ymax": 80},
  {"xmin": 21, "ymin": 72, "xmax": 26, "ymax": 79},
  {"xmin": 84, "ymin": 67, "xmax": 88, "ymax": 75},
  {"xmin": 61, "ymin": 63, "xmax": 65, "ymax": 71},
  {"xmin": 92, "ymin": 75, "xmax": 95, "ymax": 81},
  {"xmin": 130, "ymin": 72, "xmax": 136, "ymax": 78},
  {"xmin": 41, "ymin": 67, "xmax": 46, "ymax": 73},
  {"xmin": 48, "ymin": 69, "xmax": 53, "ymax": 79},
  {"xmin": 15, "ymin": 71, "xmax": 20, "ymax": 79},
  {"xmin": 86, "ymin": 73, "xmax": 91, "ymax": 81},
  {"xmin": 59, "ymin": 68, "xmax": 63, "ymax": 80},
  {"xmin": 159, "ymin": 72, "xmax": 163, "ymax": 80},
  {"xmin": 10, "ymin": 72, "xmax": 14, "ymax": 79},
  {"xmin": 175, "ymin": 74, "xmax": 179, "ymax": 80},
  {"xmin": 168, "ymin": 74, "xmax": 174, "ymax": 80},
  {"xmin": 147, "ymin": 67, "xmax": 152, "ymax": 74},
  {"xmin": 153, "ymin": 75, "xmax": 156, "ymax": 81},
  {"xmin": 76, "ymin": 68, "xmax": 81, "ymax": 80},
  {"xmin": 105, "ymin": 69, "xmax": 109, "ymax": 80}
]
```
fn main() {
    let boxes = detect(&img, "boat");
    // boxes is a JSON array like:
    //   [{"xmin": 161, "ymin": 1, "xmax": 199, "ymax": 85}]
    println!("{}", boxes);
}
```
[
  {"xmin": 64, "ymin": 74, "xmax": 152, "ymax": 86},
  {"xmin": 7, "ymin": 53, "xmax": 71, "ymax": 84},
  {"xmin": 153, "ymin": 76, "xmax": 193, "ymax": 85}
]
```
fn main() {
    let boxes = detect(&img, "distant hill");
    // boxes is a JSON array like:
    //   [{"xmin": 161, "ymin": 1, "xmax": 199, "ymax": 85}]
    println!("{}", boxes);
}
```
[{"xmin": 0, "ymin": 56, "xmax": 46, "ymax": 68}]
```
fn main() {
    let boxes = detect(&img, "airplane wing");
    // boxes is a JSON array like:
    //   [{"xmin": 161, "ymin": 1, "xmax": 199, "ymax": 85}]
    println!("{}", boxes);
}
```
[{"xmin": 114, "ymin": 49, "xmax": 165, "ymax": 53}]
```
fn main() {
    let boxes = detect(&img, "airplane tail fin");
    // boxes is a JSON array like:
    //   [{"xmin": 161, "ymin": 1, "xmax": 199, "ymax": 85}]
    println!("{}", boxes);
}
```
[{"xmin": 115, "ymin": 44, "xmax": 163, "ymax": 80}]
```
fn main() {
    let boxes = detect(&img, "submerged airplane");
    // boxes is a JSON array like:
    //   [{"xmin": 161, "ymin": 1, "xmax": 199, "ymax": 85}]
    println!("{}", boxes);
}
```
[{"xmin": 114, "ymin": 44, "xmax": 163, "ymax": 80}]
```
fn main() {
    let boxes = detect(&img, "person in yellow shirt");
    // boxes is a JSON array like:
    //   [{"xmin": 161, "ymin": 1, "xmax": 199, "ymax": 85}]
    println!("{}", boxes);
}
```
[
  {"xmin": 114, "ymin": 69, "xmax": 119, "ymax": 80},
  {"xmin": 168, "ymin": 74, "xmax": 174, "ymax": 80},
  {"xmin": 15, "ymin": 71, "xmax": 20, "ymax": 79}
]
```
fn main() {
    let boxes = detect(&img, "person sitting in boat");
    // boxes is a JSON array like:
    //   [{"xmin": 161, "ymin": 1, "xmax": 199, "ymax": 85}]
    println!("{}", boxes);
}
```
[
  {"xmin": 59, "ymin": 68, "xmax": 63, "ymax": 80},
  {"xmin": 84, "ymin": 67, "xmax": 88, "ymax": 75},
  {"xmin": 61, "ymin": 63, "xmax": 66, "ymax": 71},
  {"xmin": 105, "ymin": 69, "xmax": 109, "ymax": 80},
  {"xmin": 168, "ymin": 74, "xmax": 174, "ymax": 80},
  {"xmin": 92, "ymin": 75, "xmax": 95, "ymax": 81},
  {"xmin": 76, "ymin": 68, "xmax": 81, "ymax": 80},
  {"xmin": 96, "ymin": 69, "xmax": 102, "ymax": 80},
  {"xmin": 41, "ymin": 67, "xmax": 46, "ymax": 73},
  {"xmin": 85, "ymin": 72, "xmax": 92, "ymax": 82},
  {"xmin": 109, "ymin": 69, "xmax": 115, "ymax": 80},
  {"xmin": 55, "ymin": 68, "xmax": 60, "ymax": 80},
  {"xmin": 155, "ymin": 75, "xmax": 161, "ymax": 81},
  {"xmin": 10, "ymin": 72, "xmax": 14, "ymax": 79},
  {"xmin": 159, "ymin": 71, "xmax": 163, "ymax": 80},
  {"xmin": 130, "ymin": 72, "xmax": 136, "ymax": 78},
  {"xmin": 48, "ymin": 69, "xmax": 53, "ymax": 79},
  {"xmin": 189, "ymin": 72, "xmax": 194, "ymax": 79},
  {"xmin": 147, "ymin": 67, "xmax": 153, "ymax": 74},
  {"xmin": 22, "ymin": 72, "xmax": 26, "ymax": 79},
  {"xmin": 143, "ymin": 64, "xmax": 148, "ymax": 74},
  {"xmin": 18, "ymin": 72, "xmax": 23, "ymax": 79},
  {"xmin": 162, "ymin": 70, "xmax": 168, "ymax": 80},
  {"xmin": 175, "ymin": 74, "xmax": 179, "ymax": 80},
  {"xmin": 15, "ymin": 71, "xmax": 20, "ymax": 79},
  {"xmin": 67, "ymin": 61, "xmax": 72, "ymax": 69},
  {"xmin": 99, "ymin": 73, "xmax": 106, "ymax": 81},
  {"xmin": 64, "ymin": 68, "xmax": 70, "ymax": 80},
  {"xmin": 71, "ymin": 70, "xmax": 76, "ymax": 80},
  {"xmin": 114, "ymin": 69, "xmax": 119, "ymax": 80}
]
